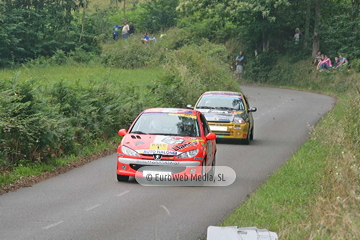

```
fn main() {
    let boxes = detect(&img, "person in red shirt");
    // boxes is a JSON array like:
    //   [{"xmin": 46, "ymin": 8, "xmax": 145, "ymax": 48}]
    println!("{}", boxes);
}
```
[{"xmin": 317, "ymin": 55, "xmax": 332, "ymax": 70}]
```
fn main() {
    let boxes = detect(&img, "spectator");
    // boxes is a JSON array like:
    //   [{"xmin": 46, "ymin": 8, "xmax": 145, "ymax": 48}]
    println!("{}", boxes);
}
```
[
  {"xmin": 294, "ymin": 28, "xmax": 302, "ymax": 44},
  {"xmin": 235, "ymin": 52, "xmax": 245, "ymax": 80},
  {"xmin": 141, "ymin": 32, "xmax": 150, "ymax": 43},
  {"xmin": 313, "ymin": 51, "xmax": 322, "ymax": 65},
  {"xmin": 333, "ymin": 56, "xmax": 340, "ymax": 69},
  {"xmin": 150, "ymin": 34, "xmax": 156, "ymax": 43},
  {"xmin": 129, "ymin": 22, "xmax": 135, "ymax": 36},
  {"xmin": 122, "ymin": 21, "xmax": 129, "ymax": 39},
  {"xmin": 336, "ymin": 55, "xmax": 348, "ymax": 69},
  {"xmin": 317, "ymin": 55, "xmax": 332, "ymax": 70},
  {"xmin": 113, "ymin": 23, "xmax": 121, "ymax": 41}
]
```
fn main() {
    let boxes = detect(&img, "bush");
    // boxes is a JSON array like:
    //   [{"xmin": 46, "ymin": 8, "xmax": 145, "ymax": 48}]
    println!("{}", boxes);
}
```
[
  {"xmin": 153, "ymin": 41, "xmax": 240, "ymax": 107},
  {"xmin": 100, "ymin": 36, "xmax": 165, "ymax": 68}
]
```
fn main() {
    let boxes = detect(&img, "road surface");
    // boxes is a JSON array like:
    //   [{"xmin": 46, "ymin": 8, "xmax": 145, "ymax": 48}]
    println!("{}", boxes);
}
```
[{"xmin": 0, "ymin": 85, "xmax": 335, "ymax": 240}]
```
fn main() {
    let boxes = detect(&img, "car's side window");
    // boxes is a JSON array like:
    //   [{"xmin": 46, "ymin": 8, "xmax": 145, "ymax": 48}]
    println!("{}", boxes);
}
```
[{"xmin": 200, "ymin": 114, "xmax": 210, "ymax": 135}]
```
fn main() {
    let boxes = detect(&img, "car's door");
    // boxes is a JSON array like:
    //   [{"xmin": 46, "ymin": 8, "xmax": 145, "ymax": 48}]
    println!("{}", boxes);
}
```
[
  {"xmin": 242, "ymin": 95, "xmax": 254, "ymax": 127},
  {"xmin": 199, "ymin": 113, "xmax": 215, "ymax": 166}
]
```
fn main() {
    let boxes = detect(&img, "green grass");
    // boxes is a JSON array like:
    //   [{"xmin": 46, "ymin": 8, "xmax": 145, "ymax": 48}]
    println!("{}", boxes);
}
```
[
  {"xmin": 222, "ymin": 60, "xmax": 360, "ymax": 239},
  {"xmin": 0, "ymin": 65, "xmax": 163, "ymax": 90}
]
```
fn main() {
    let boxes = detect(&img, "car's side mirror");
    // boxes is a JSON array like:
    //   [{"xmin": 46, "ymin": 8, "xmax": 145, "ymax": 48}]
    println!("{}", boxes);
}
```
[
  {"xmin": 248, "ymin": 107, "xmax": 257, "ymax": 112},
  {"xmin": 186, "ymin": 104, "xmax": 194, "ymax": 109},
  {"xmin": 206, "ymin": 132, "xmax": 217, "ymax": 140},
  {"xmin": 118, "ymin": 129, "xmax": 127, "ymax": 136}
]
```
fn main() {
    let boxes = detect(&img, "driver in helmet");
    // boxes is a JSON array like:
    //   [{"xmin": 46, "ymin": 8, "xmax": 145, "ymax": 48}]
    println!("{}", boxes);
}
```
[{"xmin": 178, "ymin": 120, "xmax": 197, "ymax": 137}]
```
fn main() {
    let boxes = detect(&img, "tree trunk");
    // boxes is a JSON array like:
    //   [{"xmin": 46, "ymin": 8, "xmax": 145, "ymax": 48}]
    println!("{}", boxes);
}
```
[
  {"xmin": 124, "ymin": 0, "xmax": 126, "ymax": 21},
  {"xmin": 262, "ymin": 31, "xmax": 269, "ymax": 53},
  {"xmin": 351, "ymin": 0, "xmax": 360, "ymax": 31},
  {"xmin": 312, "ymin": 0, "xmax": 321, "ymax": 58},
  {"xmin": 304, "ymin": 0, "xmax": 312, "ymax": 48},
  {"xmin": 79, "ymin": 0, "xmax": 87, "ymax": 43}
]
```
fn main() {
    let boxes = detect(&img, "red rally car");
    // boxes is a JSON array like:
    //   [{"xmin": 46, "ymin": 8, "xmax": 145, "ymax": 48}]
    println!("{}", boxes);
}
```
[{"xmin": 116, "ymin": 108, "xmax": 217, "ymax": 182}]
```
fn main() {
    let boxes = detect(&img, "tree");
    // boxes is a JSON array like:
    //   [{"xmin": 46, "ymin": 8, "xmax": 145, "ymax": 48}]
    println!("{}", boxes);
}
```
[
  {"xmin": 312, "ymin": 0, "xmax": 321, "ymax": 57},
  {"xmin": 139, "ymin": 0, "xmax": 179, "ymax": 32}
]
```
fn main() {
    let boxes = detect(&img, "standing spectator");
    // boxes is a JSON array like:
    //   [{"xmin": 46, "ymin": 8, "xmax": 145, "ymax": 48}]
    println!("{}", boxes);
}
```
[
  {"xmin": 235, "ymin": 52, "xmax": 245, "ymax": 80},
  {"xmin": 113, "ymin": 23, "xmax": 121, "ymax": 41},
  {"xmin": 294, "ymin": 28, "xmax": 302, "ymax": 44},
  {"xmin": 141, "ymin": 32, "xmax": 150, "ymax": 43},
  {"xmin": 313, "ymin": 51, "xmax": 322, "ymax": 65},
  {"xmin": 122, "ymin": 21, "xmax": 129, "ymax": 39},
  {"xmin": 129, "ymin": 22, "xmax": 135, "ymax": 36}
]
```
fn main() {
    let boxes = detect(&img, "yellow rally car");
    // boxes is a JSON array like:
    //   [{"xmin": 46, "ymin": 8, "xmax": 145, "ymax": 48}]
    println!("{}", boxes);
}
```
[{"xmin": 188, "ymin": 91, "xmax": 257, "ymax": 144}]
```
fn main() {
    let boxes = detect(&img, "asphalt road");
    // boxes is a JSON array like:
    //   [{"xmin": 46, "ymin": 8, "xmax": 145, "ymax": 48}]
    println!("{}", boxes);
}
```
[{"xmin": 0, "ymin": 85, "xmax": 336, "ymax": 240}]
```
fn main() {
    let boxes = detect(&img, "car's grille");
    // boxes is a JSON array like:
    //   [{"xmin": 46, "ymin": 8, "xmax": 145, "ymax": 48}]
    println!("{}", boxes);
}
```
[
  {"xmin": 141, "ymin": 154, "xmax": 176, "ymax": 157},
  {"xmin": 129, "ymin": 164, "xmax": 186, "ymax": 173},
  {"xmin": 208, "ymin": 120, "xmax": 231, "ymax": 123},
  {"xmin": 212, "ymin": 131, "xmax": 231, "ymax": 135}
]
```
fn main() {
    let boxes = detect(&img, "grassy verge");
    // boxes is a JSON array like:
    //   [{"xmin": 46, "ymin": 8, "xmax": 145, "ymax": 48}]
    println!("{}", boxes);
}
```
[{"xmin": 222, "ymin": 59, "xmax": 360, "ymax": 239}]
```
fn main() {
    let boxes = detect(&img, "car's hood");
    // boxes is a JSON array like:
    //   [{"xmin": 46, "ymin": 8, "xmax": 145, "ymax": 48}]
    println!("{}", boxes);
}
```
[
  {"xmin": 196, "ymin": 109, "xmax": 245, "ymax": 122},
  {"xmin": 122, "ymin": 134, "xmax": 205, "ymax": 154}
]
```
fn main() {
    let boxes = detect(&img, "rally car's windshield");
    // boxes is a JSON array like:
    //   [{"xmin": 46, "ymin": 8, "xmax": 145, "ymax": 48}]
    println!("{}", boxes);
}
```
[
  {"xmin": 130, "ymin": 112, "xmax": 200, "ymax": 137},
  {"xmin": 196, "ymin": 96, "xmax": 245, "ymax": 111}
]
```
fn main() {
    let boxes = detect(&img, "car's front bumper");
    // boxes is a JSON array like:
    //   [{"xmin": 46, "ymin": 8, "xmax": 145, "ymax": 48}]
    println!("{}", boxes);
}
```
[
  {"xmin": 117, "ymin": 157, "xmax": 203, "ymax": 177},
  {"xmin": 209, "ymin": 122, "xmax": 249, "ymax": 139}
]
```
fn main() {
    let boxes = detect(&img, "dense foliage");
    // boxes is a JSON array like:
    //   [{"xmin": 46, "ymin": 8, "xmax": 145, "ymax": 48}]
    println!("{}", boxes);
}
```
[
  {"xmin": 177, "ymin": 0, "xmax": 360, "ymax": 80},
  {"xmin": 0, "ymin": 35, "xmax": 238, "ymax": 166},
  {"xmin": 0, "ymin": 0, "xmax": 102, "ymax": 67}
]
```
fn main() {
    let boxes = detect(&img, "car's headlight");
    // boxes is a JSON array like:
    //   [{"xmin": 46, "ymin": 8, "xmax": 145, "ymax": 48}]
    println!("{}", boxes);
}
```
[
  {"xmin": 121, "ymin": 146, "xmax": 140, "ymax": 157},
  {"xmin": 175, "ymin": 149, "xmax": 199, "ymax": 159},
  {"xmin": 233, "ymin": 117, "xmax": 246, "ymax": 124}
]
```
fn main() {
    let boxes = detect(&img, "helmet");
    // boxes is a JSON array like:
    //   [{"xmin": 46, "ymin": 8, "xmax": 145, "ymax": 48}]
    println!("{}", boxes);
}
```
[{"xmin": 179, "ymin": 120, "xmax": 195, "ymax": 136}]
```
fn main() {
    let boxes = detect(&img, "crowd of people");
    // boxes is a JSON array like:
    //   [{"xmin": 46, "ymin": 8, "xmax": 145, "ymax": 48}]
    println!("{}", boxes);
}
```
[
  {"xmin": 313, "ymin": 51, "xmax": 349, "ymax": 71},
  {"xmin": 112, "ymin": 22, "xmax": 157, "ymax": 44},
  {"xmin": 112, "ymin": 21, "xmax": 135, "ymax": 41}
]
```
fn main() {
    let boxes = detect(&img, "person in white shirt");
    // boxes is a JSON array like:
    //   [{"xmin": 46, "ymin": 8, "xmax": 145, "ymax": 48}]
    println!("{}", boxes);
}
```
[{"xmin": 122, "ymin": 21, "xmax": 129, "ymax": 39}]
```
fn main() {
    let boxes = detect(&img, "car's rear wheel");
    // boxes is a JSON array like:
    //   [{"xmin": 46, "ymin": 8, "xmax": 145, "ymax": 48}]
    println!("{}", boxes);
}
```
[{"xmin": 117, "ymin": 174, "xmax": 129, "ymax": 182}]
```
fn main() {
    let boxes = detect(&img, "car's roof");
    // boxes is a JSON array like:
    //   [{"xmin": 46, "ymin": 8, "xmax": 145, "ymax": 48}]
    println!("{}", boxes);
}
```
[
  {"xmin": 201, "ymin": 91, "xmax": 243, "ymax": 98},
  {"xmin": 143, "ymin": 108, "xmax": 198, "ymax": 115}
]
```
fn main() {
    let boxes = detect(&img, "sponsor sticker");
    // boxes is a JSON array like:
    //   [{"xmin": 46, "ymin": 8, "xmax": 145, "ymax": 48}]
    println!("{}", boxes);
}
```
[
  {"xmin": 168, "ymin": 113, "xmax": 196, "ymax": 119},
  {"xmin": 138, "ymin": 149, "xmax": 178, "ymax": 155},
  {"xmin": 172, "ymin": 142, "xmax": 197, "ymax": 151},
  {"xmin": 161, "ymin": 136, "xmax": 185, "ymax": 145},
  {"xmin": 150, "ymin": 143, "xmax": 168, "ymax": 150}
]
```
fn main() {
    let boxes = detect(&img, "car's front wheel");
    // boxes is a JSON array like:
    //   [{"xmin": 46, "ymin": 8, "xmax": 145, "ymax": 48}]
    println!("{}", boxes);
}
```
[
  {"xmin": 242, "ymin": 130, "xmax": 250, "ymax": 145},
  {"xmin": 117, "ymin": 174, "xmax": 129, "ymax": 182},
  {"xmin": 207, "ymin": 155, "xmax": 216, "ymax": 177}
]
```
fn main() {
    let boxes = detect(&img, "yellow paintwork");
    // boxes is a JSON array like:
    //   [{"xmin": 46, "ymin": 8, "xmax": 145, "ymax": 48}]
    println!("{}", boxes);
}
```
[{"xmin": 208, "ymin": 122, "xmax": 250, "ymax": 139}]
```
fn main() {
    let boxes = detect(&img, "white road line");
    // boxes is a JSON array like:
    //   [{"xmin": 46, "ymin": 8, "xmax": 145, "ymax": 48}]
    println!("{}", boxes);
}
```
[
  {"xmin": 42, "ymin": 221, "xmax": 64, "ymax": 230},
  {"xmin": 85, "ymin": 204, "xmax": 101, "ymax": 211},
  {"xmin": 160, "ymin": 205, "xmax": 171, "ymax": 216},
  {"xmin": 116, "ymin": 190, "xmax": 130, "ymax": 197}
]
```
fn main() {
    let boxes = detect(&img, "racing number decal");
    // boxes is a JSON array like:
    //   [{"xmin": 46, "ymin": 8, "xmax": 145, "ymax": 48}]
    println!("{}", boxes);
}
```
[{"xmin": 150, "ymin": 143, "xmax": 168, "ymax": 150}]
